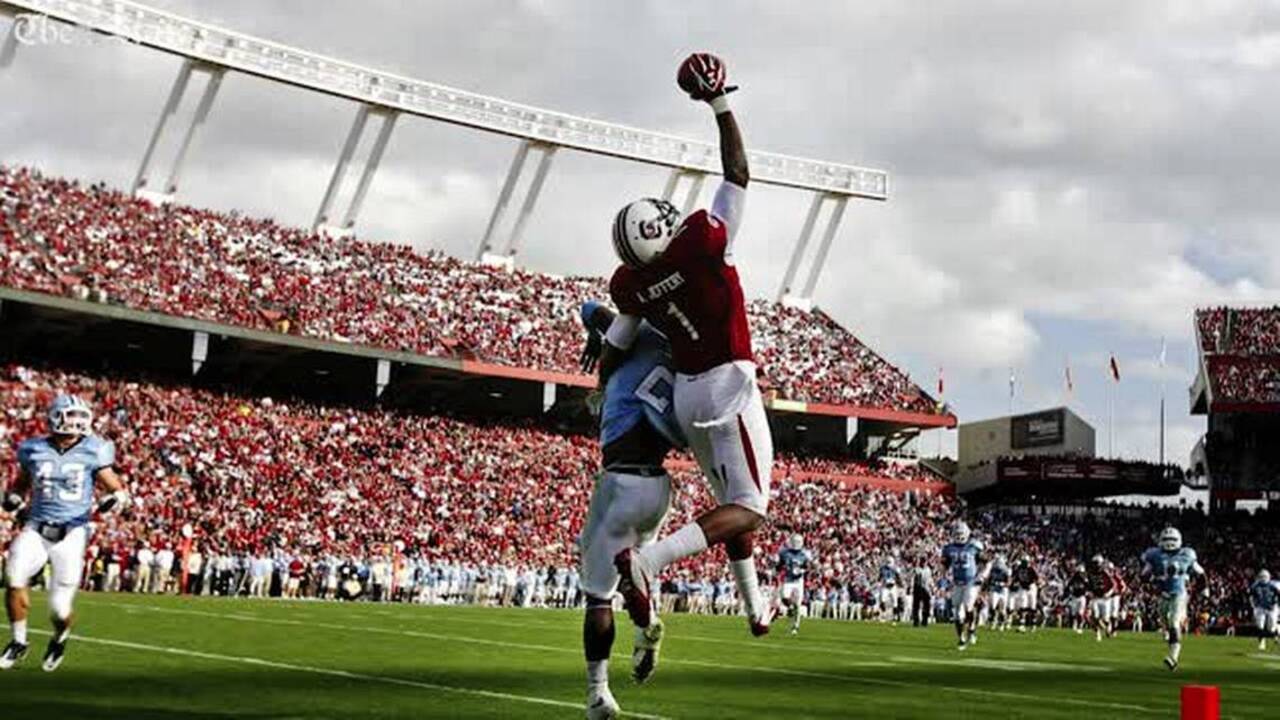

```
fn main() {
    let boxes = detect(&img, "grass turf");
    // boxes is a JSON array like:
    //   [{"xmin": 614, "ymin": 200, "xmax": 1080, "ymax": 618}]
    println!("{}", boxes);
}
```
[{"xmin": 1, "ymin": 592, "xmax": 1276, "ymax": 719}]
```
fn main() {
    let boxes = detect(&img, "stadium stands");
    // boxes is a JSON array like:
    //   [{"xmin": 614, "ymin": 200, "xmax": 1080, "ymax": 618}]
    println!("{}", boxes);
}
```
[
  {"xmin": 2, "ymin": 363, "xmax": 1275, "ymax": 631},
  {"xmin": 1196, "ymin": 306, "xmax": 1280, "ymax": 405},
  {"xmin": 0, "ymin": 165, "xmax": 937, "ymax": 414}
]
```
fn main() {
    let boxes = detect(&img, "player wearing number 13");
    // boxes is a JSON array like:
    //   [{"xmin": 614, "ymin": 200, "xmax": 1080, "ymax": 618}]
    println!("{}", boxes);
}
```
[
  {"xmin": 603, "ymin": 53, "xmax": 775, "ymax": 638},
  {"xmin": 1, "ymin": 394, "xmax": 131, "ymax": 672}
]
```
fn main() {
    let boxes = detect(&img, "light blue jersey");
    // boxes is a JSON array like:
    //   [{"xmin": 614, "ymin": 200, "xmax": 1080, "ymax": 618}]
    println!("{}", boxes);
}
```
[
  {"xmin": 779, "ymin": 547, "xmax": 814, "ymax": 582},
  {"xmin": 1141, "ymin": 546, "xmax": 1203, "ymax": 597},
  {"xmin": 18, "ymin": 434, "xmax": 115, "ymax": 526},
  {"xmin": 942, "ymin": 541, "xmax": 985, "ymax": 586},
  {"xmin": 879, "ymin": 563, "xmax": 901, "ymax": 586},
  {"xmin": 582, "ymin": 302, "xmax": 686, "ymax": 451},
  {"xmin": 1250, "ymin": 579, "xmax": 1280, "ymax": 610}
]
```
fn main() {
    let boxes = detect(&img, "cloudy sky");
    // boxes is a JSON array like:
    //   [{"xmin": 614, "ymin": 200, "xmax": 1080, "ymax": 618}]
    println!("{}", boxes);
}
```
[{"xmin": 4, "ymin": 0, "xmax": 1279, "ymax": 462}]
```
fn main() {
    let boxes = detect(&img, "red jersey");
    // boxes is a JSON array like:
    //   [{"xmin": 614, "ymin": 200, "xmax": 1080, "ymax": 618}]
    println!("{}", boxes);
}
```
[{"xmin": 610, "ymin": 209, "xmax": 753, "ymax": 375}]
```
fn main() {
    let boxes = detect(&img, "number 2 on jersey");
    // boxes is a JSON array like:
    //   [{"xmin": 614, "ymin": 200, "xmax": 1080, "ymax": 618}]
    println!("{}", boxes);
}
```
[{"xmin": 665, "ymin": 302, "xmax": 700, "ymax": 341}]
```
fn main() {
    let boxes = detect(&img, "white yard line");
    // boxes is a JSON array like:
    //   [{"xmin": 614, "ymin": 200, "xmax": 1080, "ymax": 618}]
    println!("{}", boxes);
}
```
[
  {"xmin": 89, "ymin": 599, "xmax": 1169, "ymax": 714},
  {"xmin": 890, "ymin": 656, "xmax": 1112, "ymax": 672},
  {"xmin": 27, "ymin": 628, "xmax": 670, "ymax": 720}
]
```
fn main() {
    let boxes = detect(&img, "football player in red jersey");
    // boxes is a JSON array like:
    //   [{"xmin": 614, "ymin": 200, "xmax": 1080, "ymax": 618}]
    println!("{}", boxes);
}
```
[{"xmin": 600, "ymin": 53, "xmax": 775, "ymax": 637}]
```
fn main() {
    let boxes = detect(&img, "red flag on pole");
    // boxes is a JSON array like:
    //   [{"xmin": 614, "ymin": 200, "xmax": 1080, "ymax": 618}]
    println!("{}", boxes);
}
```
[
  {"xmin": 1065, "ymin": 361, "xmax": 1074, "ymax": 394},
  {"xmin": 1109, "ymin": 355, "xmax": 1121, "ymax": 382},
  {"xmin": 937, "ymin": 366, "xmax": 944, "ymax": 397}
]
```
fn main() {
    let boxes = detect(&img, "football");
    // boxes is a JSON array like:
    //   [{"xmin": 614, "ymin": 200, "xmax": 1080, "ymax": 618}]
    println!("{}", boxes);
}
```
[{"xmin": 677, "ymin": 52, "xmax": 727, "ymax": 100}]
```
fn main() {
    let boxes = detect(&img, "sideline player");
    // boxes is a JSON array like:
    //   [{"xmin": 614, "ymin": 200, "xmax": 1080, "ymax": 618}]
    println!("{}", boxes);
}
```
[
  {"xmin": 1065, "ymin": 562, "xmax": 1089, "ymax": 634},
  {"xmin": 1010, "ymin": 554, "xmax": 1040, "ymax": 632},
  {"xmin": 983, "ymin": 553, "xmax": 1012, "ymax": 631},
  {"xmin": 878, "ymin": 555, "xmax": 903, "ymax": 623},
  {"xmin": 1, "ymin": 394, "xmax": 130, "ymax": 672},
  {"xmin": 577, "ymin": 301, "xmax": 686, "ymax": 719},
  {"xmin": 1087, "ymin": 555, "xmax": 1119, "ymax": 641},
  {"xmin": 1250, "ymin": 569, "xmax": 1279, "ymax": 651},
  {"xmin": 777, "ymin": 534, "xmax": 814, "ymax": 635},
  {"xmin": 942, "ymin": 521, "xmax": 984, "ymax": 651},
  {"xmin": 1141, "ymin": 526, "xmax": 1206, "ymax": 670},
  {"xmin": 602, "ymin": 53, "xmax": 775, "ymax": 637}
]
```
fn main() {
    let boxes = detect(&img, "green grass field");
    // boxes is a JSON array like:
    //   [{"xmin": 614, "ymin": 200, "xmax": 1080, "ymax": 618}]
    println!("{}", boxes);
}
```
[{"xmin": 1, "ymin": 592, "xmax": 1276, "ymax": 718}]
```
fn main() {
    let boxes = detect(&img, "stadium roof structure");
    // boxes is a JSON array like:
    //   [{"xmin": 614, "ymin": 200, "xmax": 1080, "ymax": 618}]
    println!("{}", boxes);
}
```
[{"xmin": 0, "ymin": 0, "xmax": 886, "ymax": 303}]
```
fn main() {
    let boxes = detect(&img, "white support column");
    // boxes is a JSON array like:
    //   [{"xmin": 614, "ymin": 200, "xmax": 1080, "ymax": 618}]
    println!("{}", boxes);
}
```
[
  {"xmin": 0, "ymin": 11, "xmax": 19, "ymax": 70},
  {"xmin": 777, "ymin": 193, "xmax": 824, "ymax": 303},
  {"xmin": 503, "ymin": 144, "xmax": 556, "ymax": 259},
  {"xmin": 680, "ymin": 172, "xmax": 706, "ymax": 215},
  {"xmin": 191, "ymin": 330, "xmax": 209, "ymax": 376},
  {"xmin": 800, "ymin": 196, "xmax": 849, "ymax": 299},
  {"xmin": 542, "ymin": 382, "xmax": 556, "ymax": 413},
  {"xmin": 477, "ymin": 140, "xmax": 532, "ymax": 262},
  {"xmin": 340, "ymin": 110, "xmax": 398, "ymax": 230},
  {"xmin": 660, "ymin": 168, "xmax": 681, "ymax": 201},
  {"xmin": 375, "ymin": 359, "xmax": 391, "ymax": 398},
  {"xmin": 162, "ymin": 66, "xmax": 225, "ymax": 195},
  {"xmin": 313, "ymin": 104, "xmax": 370, "ymax": 232},
  {"xmin": 134, "ymin": 60, "xmax": 195, "ymax": 195}
]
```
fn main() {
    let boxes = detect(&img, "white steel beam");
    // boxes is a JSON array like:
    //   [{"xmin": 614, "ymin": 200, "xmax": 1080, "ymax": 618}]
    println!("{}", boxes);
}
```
[
  {"xmin": 504, "ymin": 144, "xmax": 556, "ymax": 258},
  {"xmin": 133, "ymin": 59, "xmax": 194, "ymax": 194},
  {"xmin": 341, "ymin": 109, "xmax": 398, "ymax": 230},
  {"xmin": 0, "ymin": 11, "xmax": 18, "ymax": 69},
  {"xmin": 162, "ymin": 65, "xmax": 224, "ymax": 195},
  {"xmin": 0, "ymin": 0, "xmax": 888, "ymax": 199},
  {"xmin": 777, "ymin": 193, "xmax": 824, "ymax": 301},
  {"xmin": 477, "ymin": 140, "xmax": 532, "ymax": 261},
  {"xmin": 800, "ymin": 195, "xmax": 849, "ymax": 299},
  {"xmin": 313, "ymin": 104, "xmax": 370, "ymax": 231}
]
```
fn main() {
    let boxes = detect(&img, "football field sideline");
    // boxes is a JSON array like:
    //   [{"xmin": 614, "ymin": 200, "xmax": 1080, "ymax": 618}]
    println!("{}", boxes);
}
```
[{"xmin": 8, "ymin": 592, "xmax": 1277, "ymax": 718}]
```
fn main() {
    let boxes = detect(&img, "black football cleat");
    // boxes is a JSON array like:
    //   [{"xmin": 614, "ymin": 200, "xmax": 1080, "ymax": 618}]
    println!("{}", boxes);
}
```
[
  {"xmin": 41, "ymin": 637, "xmax": 67, "ymax": 672},
  {"xmin": 0, "ymin": 640, "xmax": 29, "ymax": 670}
]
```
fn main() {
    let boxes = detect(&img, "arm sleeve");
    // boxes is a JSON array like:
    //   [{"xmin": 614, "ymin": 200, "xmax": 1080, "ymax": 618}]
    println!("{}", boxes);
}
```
[
  {"xmin": 710, "ymin": 180, "xmax": 747, "ymax": 253},
  {"xmin": 605, "ymin": 314, "xmax": 641, "ymax": 350},
  {"xmin": 97, "ymin": 440, "xmax": 117, "ymax": 470}
]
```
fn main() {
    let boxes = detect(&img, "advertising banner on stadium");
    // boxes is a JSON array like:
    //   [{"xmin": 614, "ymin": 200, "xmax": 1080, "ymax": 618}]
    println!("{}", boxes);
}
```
[{"xmin": 1010, "ymin": 409, "xmax": 1065, "ymax": 449}]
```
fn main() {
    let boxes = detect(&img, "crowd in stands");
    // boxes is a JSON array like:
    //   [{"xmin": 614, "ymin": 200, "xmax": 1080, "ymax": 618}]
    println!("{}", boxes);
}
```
[
  {"xmin": 0, "ymin": 165, "xmax": 937, "ymax": 414},
  {"xmin": 1197, "ymin": 307, "xmax": 1280, "ymax": 405},
  {"xmin": 2, "ymin": 363, "xmax": 1277, "ymax": 633}
]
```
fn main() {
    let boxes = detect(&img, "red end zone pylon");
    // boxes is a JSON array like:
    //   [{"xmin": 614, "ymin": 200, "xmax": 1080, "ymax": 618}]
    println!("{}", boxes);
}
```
[{"xmin": 1181, "ymin": 685, "xmax": 1220, "ymax": 720}]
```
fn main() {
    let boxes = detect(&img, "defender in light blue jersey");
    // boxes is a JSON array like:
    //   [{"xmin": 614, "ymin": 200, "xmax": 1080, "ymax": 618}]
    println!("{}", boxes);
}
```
[
  {"xmin": 1140, "ymin": 526, "xmax": 1206, "ymax": 670},
  {"xmin": 2, "ymin": 394, "xmax": 131, "ymax": 673},
  {"xmin": 777, "ymin": 534, "xmax": 815, "ymax": 635},
  {"xmin": 1249, "ymin": 569, "xmax": 1280, "ymax": 651},
  {"xmin": 576, "ymin": 301, "xmax": 687, "ymax": 719},
  {"xmin": 984, "ymin": 554, "xmax": 1012, "ymax": 631},
  {"xmin": 941, "ymin": 521, "xmax": 985, "ymax": 650},
  {"xmin": 878, "ymin": 556, "xmax": 904, "ymax": 623}
]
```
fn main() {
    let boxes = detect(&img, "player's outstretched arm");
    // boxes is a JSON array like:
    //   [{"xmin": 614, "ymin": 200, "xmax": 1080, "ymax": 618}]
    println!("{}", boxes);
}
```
[{"xmin": 677, "ymin": 53, "xmax": 748, "ymax": 188}]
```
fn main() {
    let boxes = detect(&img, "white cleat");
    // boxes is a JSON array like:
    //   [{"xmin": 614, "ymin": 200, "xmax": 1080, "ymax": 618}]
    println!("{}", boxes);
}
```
[
  {"xmin": 632, "ymin": 617, "xmax": 664, "ymax": 685},
  {"xmin": 586, "ymin": 684, "xmax": 620, "ymax": 720},
  {"xmin": 1163, "ymin": 655, "xmax": 1178, "ymax": 671}
]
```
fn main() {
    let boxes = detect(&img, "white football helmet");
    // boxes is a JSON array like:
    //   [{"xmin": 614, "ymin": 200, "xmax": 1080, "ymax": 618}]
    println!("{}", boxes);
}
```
[
  {"xmin": 612, "ymin": 197, "xmax": 682, "ymax": 267},
  {"xmin": 1158, "ymin": 526, "xmax": 1183, "ymax": 552},
  {"xmin": 951, "ymin": 521, "xmax": 971, "ymax": 544},
  {"xmin": 48, "ymin": 394, "xmax": 93, "ymax": 436},
  {"xmin": 788, "ymin": 533, "xmax": 804, "ymax": 551},
  {"xmin": 1259, "ymin": 569, "xmax": 1271, "ymax": 583}
]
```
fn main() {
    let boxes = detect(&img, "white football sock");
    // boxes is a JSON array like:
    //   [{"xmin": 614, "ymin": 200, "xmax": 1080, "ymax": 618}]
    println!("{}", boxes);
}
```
[
  {"xmin": 731, "ymin": 558, "xmax": 763, "ymax": 619},
  {"xmin": 637, "ymin": 523, "xmax": 707, "ymax": 575},
  {"xmin": 586, "ymin": 659, "xmax": 608, "ymax": 688},
  {"xmin": 12, "ymin": 620, "xmax": 27, "ymax": 645}
]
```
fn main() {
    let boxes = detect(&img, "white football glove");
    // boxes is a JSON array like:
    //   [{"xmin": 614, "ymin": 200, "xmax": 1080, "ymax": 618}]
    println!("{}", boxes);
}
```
[{"xmin": 97, "ymin": 489, "xmax": 131, "ymax": 515}]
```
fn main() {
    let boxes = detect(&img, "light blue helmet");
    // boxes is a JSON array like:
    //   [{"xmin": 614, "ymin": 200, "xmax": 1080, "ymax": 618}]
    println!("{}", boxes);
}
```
[
  {"xmin": 1158, "ymin": 526, "xmax": 1182, "ymax": 552},
  {"xmin": 952, "ymin": 521, "xmax": 971, "ymax": 544},
  {"xmin": 48, "ymin": 394, "xmax": 93, "ymax": 436}
]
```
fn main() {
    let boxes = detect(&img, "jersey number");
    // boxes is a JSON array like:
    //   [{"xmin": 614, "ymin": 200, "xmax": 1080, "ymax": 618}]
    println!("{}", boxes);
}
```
[
  {"xmin": 36, "ymin": 462, "xmax": 87, "ymax": 502},
  {"xmin": 635, "ymin": 366, "xmax": 674, "ymax": 414},
  {"xmin": 665, "ymin": 302, "xmax": 701, "ymax": 341}
]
